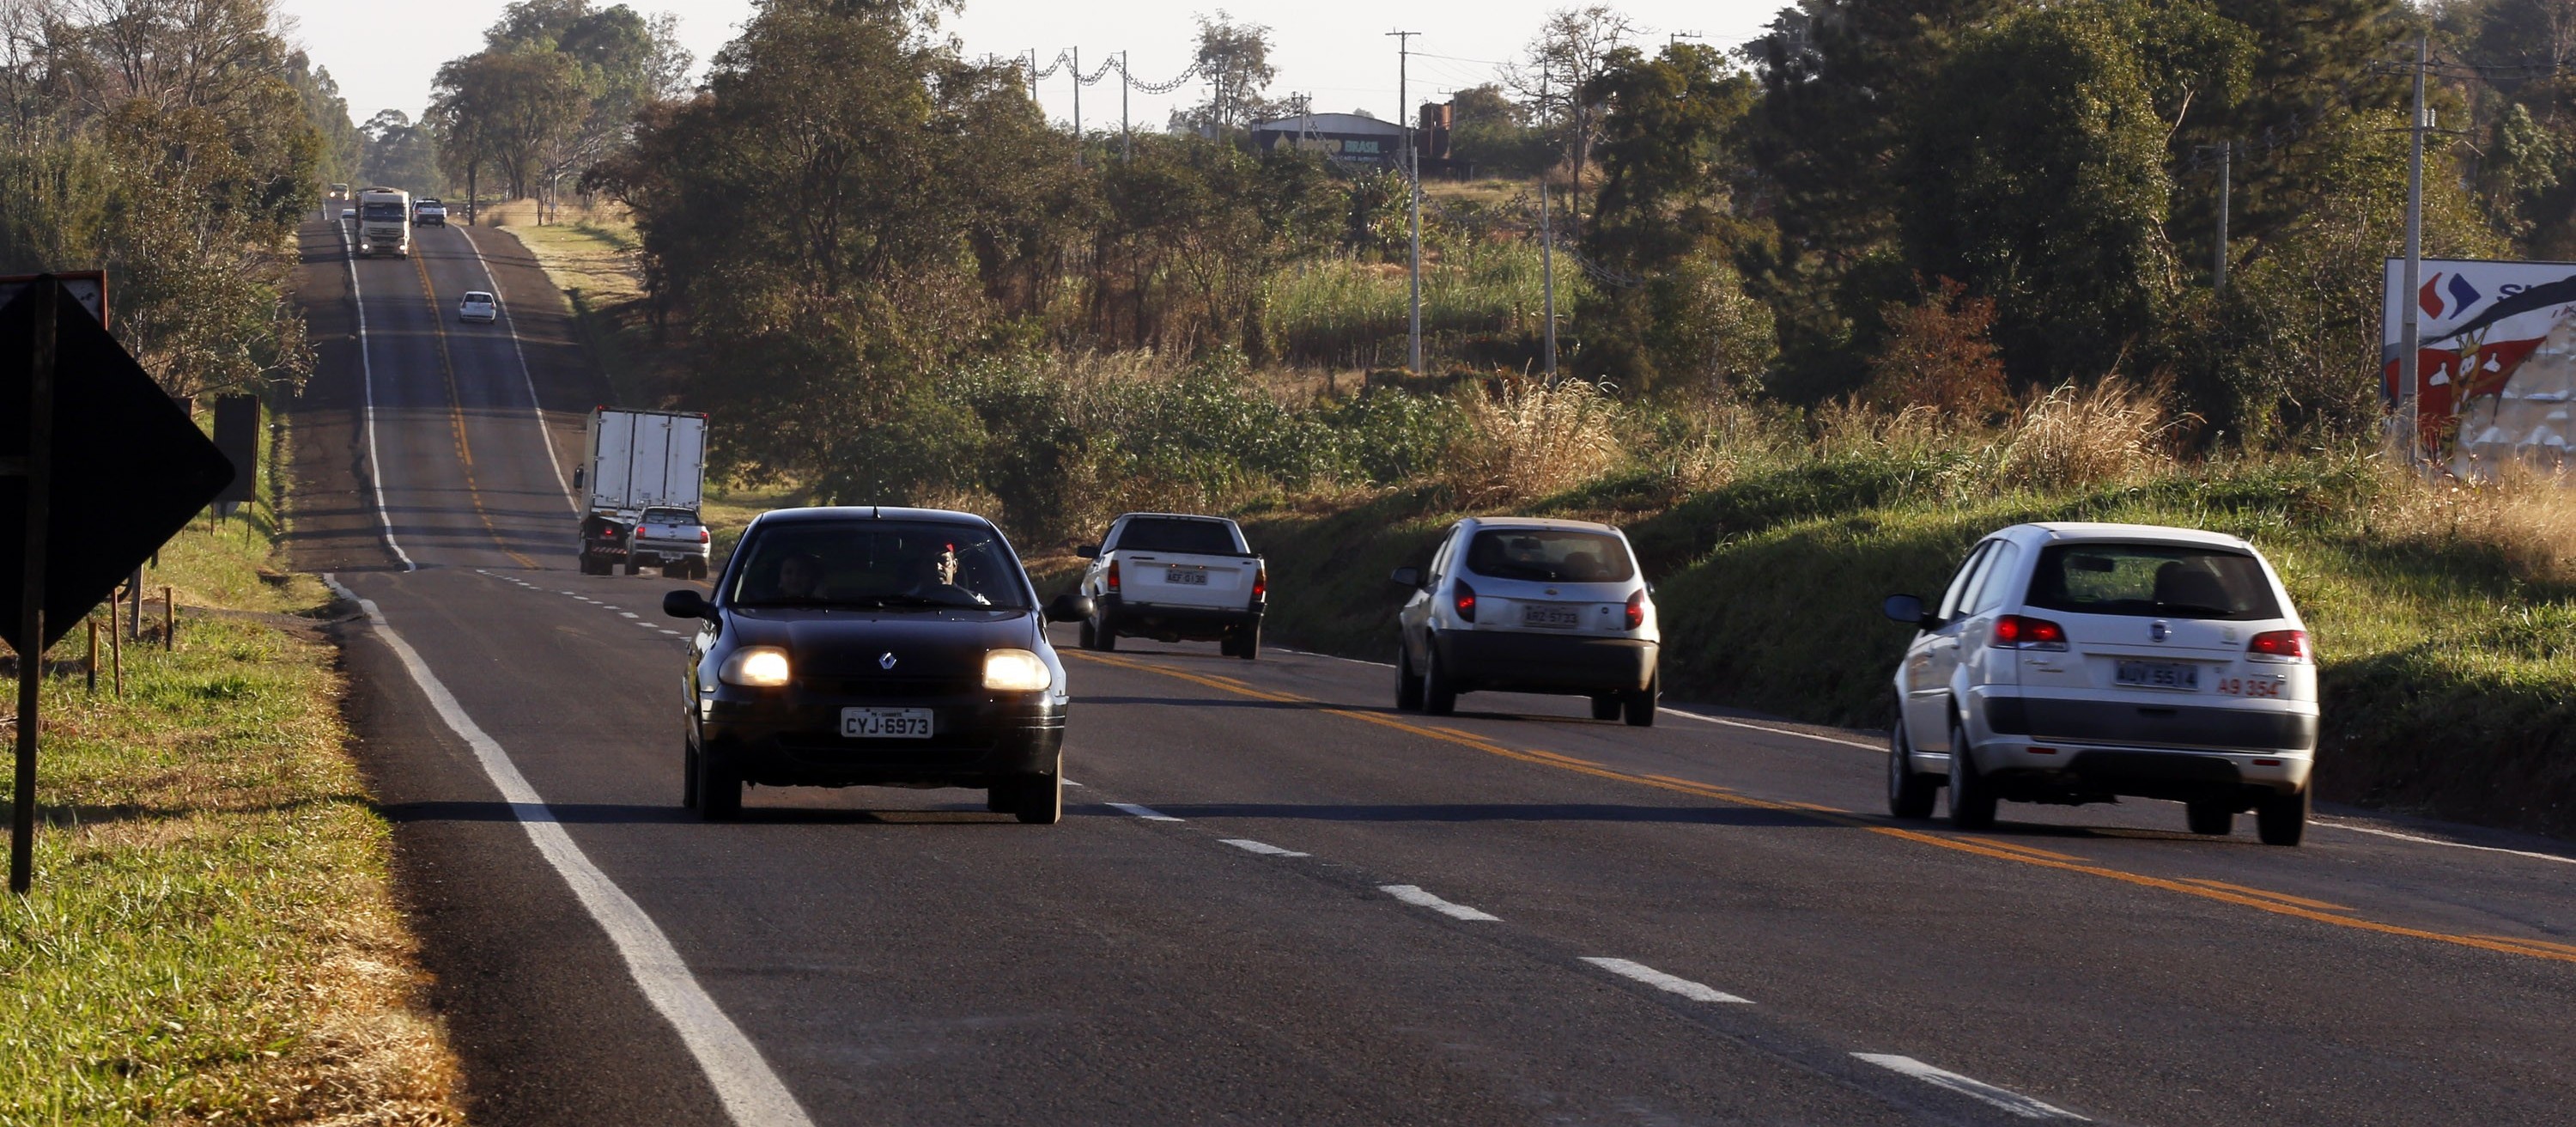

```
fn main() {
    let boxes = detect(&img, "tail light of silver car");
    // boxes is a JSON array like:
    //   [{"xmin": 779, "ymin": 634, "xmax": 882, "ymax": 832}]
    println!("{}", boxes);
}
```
[
  {"xmin": 1625, "ymin": 589, "xmax": 1644, "ymax": 630},
  {"xmin": 1992, "ymin": 614, "xmax": 2069, "ymax": 651},
  {"xmin": 2246, "ymin": 629, "xmax": 2310, "ymax": 663},
  {"xmin": 1454, "ymin": 581, "xmax": 1478, "ymax": 623}
]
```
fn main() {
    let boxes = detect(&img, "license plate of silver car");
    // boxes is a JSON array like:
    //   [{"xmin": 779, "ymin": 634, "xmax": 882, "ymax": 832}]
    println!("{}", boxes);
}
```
[
  {"xmin": 2115, "ymin": 661, "xmax": 2199, "ymax": 691},
  {"xmin": 1166, "ymin": 568, "xmax": 1208, "ymax": 585},
  {"xmin": 841, "ymin": 708, "xmax": 933, "ymax": 738},
  {"xmin": 1522, "ymin": 605, "xmax": 1581, "ymax": 629}
]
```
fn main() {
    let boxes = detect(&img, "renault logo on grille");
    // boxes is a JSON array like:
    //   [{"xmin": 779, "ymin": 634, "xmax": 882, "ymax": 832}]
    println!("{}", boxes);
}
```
[{"xmin": 878, "ymin": 652, "xmax": 898, "ymax": 670}]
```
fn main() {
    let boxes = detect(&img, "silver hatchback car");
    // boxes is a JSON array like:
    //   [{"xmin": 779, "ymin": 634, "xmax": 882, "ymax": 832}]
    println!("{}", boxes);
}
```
[
  {"xmin": 1392, "ymin": 517, "xmax": 1662, "ymax": 725},
  {"xmin": 1880, "ymin": 522, "xmax": 2318, "ymax": 844}
]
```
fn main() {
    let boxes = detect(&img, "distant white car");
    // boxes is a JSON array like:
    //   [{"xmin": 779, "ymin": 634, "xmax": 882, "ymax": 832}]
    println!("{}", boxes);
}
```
[
  {"xmin": 458, "ymin": 290, "xmax": 498, "ymax": 323},
  {"xmin": 1392, "ymin": 516, "xmax": 1661, "ymax": 724},
  {"xmin": 1880, "ymin": 522, "xmax": 2318, "ymax": 844},
  {"xmin": 339, "ymin": 207, "xmax": 355, "ymax": 222},
  {"xmin": 1075, "ymin": 513, "xmax": 1266, "ymax": 658}
]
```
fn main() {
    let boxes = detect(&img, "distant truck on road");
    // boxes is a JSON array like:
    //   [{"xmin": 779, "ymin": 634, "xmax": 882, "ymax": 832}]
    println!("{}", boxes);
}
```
[
  {"xmin": 1074, "ymin": 513, "xmax": 1267, "ymax": 658},
  {"xmin": 355, "ymin": 187, "xmax": 411, "ymax": 257},
  {"xmin": 577, "ymin": 408, "xmax": 708, "ymax": 576}
]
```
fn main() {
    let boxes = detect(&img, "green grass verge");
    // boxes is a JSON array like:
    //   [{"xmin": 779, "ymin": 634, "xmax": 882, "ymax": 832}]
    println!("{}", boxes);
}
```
[
  {"xmin": 1242, "ymin": 454, "xmax": 2576, "ymax": 838},
  {"xmin": 0, "ymin": 423, "xmax": 459, "ymax": 1120}
]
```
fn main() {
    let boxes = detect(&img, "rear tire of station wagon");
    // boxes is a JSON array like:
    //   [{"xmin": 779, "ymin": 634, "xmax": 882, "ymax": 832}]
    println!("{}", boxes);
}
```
[
  {"xmin": 1621, "ymin": 674, "xmax": 1657, "ymax": 728},
  {"xmin": 2257, "ymin": 788, "xmax": 2308, "ymax": 847},
  {"xmin": 1947, "ymin": 720, "xmax": 1998, "ymax": 831},
  {"xmin": 2186, "ymin": 801, "xmax": 2235, "ymax": 837},
  {"xmin": 1422, "ymin": 647, "xmax": 1458, "ymax": 716}
]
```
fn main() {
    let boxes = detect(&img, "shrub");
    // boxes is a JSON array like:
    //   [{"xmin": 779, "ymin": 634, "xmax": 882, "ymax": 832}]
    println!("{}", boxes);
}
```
[{"xmin": 1443, "ymin": 376, "xmax": 1625, "ymax": 504}]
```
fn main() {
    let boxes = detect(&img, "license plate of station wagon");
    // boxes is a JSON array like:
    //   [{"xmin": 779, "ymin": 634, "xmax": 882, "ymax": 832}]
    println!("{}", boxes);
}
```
[
  {"xmin": 841, "ymin": 707, "xmax": 933, "ymax": 739},
  {"xmin": 1522, "ymin": 605, "xmax": 1582, "ymax": 629},
  {"xmin": 2114, "ymin": 660, "xmax": 2200, "ymax": 691}
]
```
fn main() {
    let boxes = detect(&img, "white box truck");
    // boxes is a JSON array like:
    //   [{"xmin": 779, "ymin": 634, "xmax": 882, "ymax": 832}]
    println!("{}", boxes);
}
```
[
  {"xmin": 576, "ymin": 408, "xmax": 708, "ymax": 576},
  {"xmin": 355, "ymin": 187, "xmax": 411, "ymax": 258}
]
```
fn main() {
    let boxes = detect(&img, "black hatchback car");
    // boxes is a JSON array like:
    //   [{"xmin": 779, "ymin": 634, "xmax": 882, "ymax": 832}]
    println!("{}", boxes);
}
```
[{"xmin": 663, "ymin": 507, "xmax": 1092, "ymax": 822}]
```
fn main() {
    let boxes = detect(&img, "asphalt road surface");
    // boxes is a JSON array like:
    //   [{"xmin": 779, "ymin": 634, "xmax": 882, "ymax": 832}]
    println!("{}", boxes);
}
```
[{"xmin": 286, "ymin": 215, "xmax": 2576, "ymax": 1125}]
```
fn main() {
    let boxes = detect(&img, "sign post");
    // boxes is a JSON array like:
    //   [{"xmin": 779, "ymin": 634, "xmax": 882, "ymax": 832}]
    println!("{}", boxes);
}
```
[{"xmin": 2, "ymin": 275, "xmax": 234, "ymax": 892}]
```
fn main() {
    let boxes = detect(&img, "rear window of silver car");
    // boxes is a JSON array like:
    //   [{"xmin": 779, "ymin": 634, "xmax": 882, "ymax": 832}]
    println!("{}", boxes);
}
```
[
  {"xmin": 2025, "ymin": 543, "xmax": 2281, "ymax": 621},
  {"xmin": 1115, "ymin": 518, "xmax": 1238, "ymax": 554},
  {"xmin": 1463, "ymin": 529, "xmax": 1635, "ymax": 583}
]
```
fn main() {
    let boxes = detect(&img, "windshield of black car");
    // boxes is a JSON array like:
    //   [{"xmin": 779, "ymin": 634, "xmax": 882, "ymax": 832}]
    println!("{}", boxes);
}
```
[
  {"xmin": 2025, "ymin": 543, "xmax": 2281, "ymax": 620},
  {"xmin": 1462, "ymin": 529, "xmax": 1636, "ymax": 583},
  {"xmin": 727, "ymin": 521, "xmax": 1030, "ymax": 610},
  {"xmin": 1113, "ymin": 517, "xmax": 1241, "ymax": 554},
  {"xmin": 360, "ymin": 203, "xmax": 404, "ymax": 221}
]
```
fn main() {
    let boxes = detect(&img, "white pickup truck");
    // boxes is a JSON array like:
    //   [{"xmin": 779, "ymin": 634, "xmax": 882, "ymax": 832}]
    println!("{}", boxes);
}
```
[
  {"xmin": 1075, "ymin": 513, "xmax": 1267, "ymax": 659},
  {"xmin": 629, "ymin": 505, "xmax": 710, "ymax": 578}
]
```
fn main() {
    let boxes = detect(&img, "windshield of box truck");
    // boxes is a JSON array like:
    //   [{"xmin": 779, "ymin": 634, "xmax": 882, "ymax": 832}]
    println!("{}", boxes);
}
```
[{"xmin": 361, "ymin": 203, "xmax": 404, "ymax": 221}]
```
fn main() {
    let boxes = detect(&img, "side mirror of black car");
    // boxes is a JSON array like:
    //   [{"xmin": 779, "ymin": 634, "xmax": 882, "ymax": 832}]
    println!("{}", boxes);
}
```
[
  {"xmin": 1075, "ymin": 545, "xmax": 1099, "ymax": 559},
  {"xmin": 1882, "ymin": 594, "xmax": 1935, "ymax": 631},
  {"xmin": 1046, "ymin": 593, "xmax": 1096, "ymax": 623},
  {"xmin": 1389, "ymin": 567, "xmax": 1423, "ymax": 588},
  {"xmin": 665, "ymin": 589, "xmax": 714, "ymax": 620}
]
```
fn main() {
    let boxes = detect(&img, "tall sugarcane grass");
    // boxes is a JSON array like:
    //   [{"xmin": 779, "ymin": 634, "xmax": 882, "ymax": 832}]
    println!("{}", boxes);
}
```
[{"xmin": 1266, "ymin": 242, "xmax": 1592, "ymax": 369}]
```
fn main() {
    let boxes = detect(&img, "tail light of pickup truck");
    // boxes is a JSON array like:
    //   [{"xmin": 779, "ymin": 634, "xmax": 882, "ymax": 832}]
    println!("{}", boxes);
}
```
[
  {"xmin": 1105, "ymin": 559, "xmax": 1121, "ymax": 594},
  {"xmin": 1253, "ymin": 565, "xmax": 1267, "ymax": 601},
  {"xmin": 698, "ymin": 529, "xmax": 710, "ymax": 543}
]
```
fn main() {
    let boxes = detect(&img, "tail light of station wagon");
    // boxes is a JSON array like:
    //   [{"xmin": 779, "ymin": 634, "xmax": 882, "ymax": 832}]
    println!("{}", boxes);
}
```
[
  {"xmin": 1625, "ymin": 589, "xmax": 1644, "ymax": 630},
  {"xmin": 2246, "ymin": 630, "xmax": 2309, "ymax": 662},
  {"xmin": 1993, "ymin": 614, "xmax": 2068, "ymax": 651},
  {"xmin": 1455, "ymin": 581, "xmax": 1478, "ymax": 623}
]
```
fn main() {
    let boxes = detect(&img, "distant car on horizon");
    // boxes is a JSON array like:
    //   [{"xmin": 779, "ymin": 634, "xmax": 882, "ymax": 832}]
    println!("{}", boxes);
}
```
[
  {"xmin": 1880, "ymin": 521, "xmax": 2317, "ymax": 845},
  {"xmin": 458, "ymin": 290, "xmax": 497, "ymax": 323},
  {"xmin": 1391, "ymin": 516, "xmax": 1662, "ymax": 725},
  {"xmin": 328, "ymin": 182, "xmax": 349, "ymax": 200}
]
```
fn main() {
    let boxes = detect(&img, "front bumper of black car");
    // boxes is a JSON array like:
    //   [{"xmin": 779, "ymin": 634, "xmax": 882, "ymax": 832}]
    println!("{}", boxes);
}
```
[{"xmin": 698, "ymin": 683, "xmax": 1066, "ymax": 789}]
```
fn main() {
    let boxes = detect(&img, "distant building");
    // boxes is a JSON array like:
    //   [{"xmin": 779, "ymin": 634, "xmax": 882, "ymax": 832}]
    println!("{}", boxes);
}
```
[{"xmin": 1250, "ymin": 105, "xmax": 1476, "ymax": 180}]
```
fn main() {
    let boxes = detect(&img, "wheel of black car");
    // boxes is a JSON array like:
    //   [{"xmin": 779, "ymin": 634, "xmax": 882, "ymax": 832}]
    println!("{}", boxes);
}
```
[
  {"xmin": 1012, "ymin": 773, "xmax": 1063, "ymax": 825},
  {"xmin": 1621, "ymin": 672, "xmax": 1658, "ymax": 728},
  {"xmin": 1947, "ymin": 717, "xmax": 1998, "ymax": 830},
  {"xmin": 2185, "ymin": 801, "xmax": 2235, "ymax": 836},
  {"xmin": 1887, "ymin": 721, "xmax": 1938, "ymax": 820},
  {"xmin": 1236, "ymin": 619, "xmax": 1261, "ymax": 661},
  {"xmin": 696, "ymin": 749, "xmax": 742, "ymax": 821},
  {"xmin": 2256, "ymin": 787, "xmax": 2308, "ymax": 847},
  {"xmin": 682, "ymin": 738, "xmax": 700, "ymax": 809},
  {"xmin": 1421, "ymin": 643, "xmax": 1459, "ymax": 716},
  {"xmin": 1590, "ymin": 694, "xmax": 1620, "ymax": 722},
  {"xmin": 1395, "ymin": 645, "xmax": 1425, "ymax": 710}
]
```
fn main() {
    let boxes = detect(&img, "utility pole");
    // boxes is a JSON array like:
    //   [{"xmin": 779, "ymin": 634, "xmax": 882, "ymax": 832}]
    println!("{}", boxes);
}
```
[
  {"xmin": 1669, "ymin": 30, "xmax": 1702, "ymax": 49},
  {"xmin": 1025, "ymin": 49, "xmax": 1038, "ymax": 102},
  {"xmin": 1540, "ymin": 61, "xmax": 1558, "ymax": 377},
  {"xmin": 2214, "ymin": 141, "xmax": 2231, "ymax": 296},
  {"xmin": 1121, "ymin": 51, "xmax": 1132, "ymax": 161},
  {"xmin": 1389, "ymin": 29, "xmax": 1422, "ymax": 374},
  {"xmin": 2400, "ymin": 32, "xmax": 2427, "ymax": 463},
  {"xmin": 1072, "ymin": 46, "xmax": 1082, "ymax": 144}
]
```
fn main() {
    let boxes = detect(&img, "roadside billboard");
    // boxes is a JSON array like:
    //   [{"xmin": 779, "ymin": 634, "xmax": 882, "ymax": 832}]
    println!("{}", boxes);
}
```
[{"xmin": 2383, "ymin": 257, "xmax": 2576, "ymax": 471}]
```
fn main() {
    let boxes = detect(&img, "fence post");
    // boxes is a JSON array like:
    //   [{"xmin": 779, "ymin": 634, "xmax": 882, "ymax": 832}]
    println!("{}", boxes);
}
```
[{"xmin": 162, "ymin": 586, "xmax": 173, "ymax": 651}]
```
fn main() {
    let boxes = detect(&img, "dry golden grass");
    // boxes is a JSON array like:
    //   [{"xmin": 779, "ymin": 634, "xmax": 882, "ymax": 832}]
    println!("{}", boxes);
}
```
[
  {"xmin": 2368, "ymin": 461, "xmax": 2576, "ymax": 585},
  {"xmin": 1443, "ymin": 375, "xmax": 1625, "ymax": 503}
]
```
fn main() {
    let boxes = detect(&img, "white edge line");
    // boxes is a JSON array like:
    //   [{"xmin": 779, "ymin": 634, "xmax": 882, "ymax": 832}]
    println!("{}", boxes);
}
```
[
  {"xmin": 1378, "ymin": 884, "xmax": 1501, "ymax": 922},
  {"xmin": 2315, "ymin": 819, "xmax": 2576, "ymax": 866},
  {"xmin": 1107, "ymin": 801, "xmax": 1182, "ymax": 822},
  {"xmin": 323, "ymin": 574, "xmax": 813, "ymax": 1127},
  {"xmin": 339, "ymin": 218, "xmax": 415, "ymax": 572},
  {"xmin": 459, "ymin": 226, "xmax": 577, "ymax": 513},
  {"xmin": 1579, "ymin": 957, "xmax": 1752, "ymax": 1003},
  {"xmin": 1218, "ymin": 838, "xmax": 1310, "ymax": 857},
  {"xmin": 1850, "ymin": 1054, "xmax": 2086, "ymax": 1121}
]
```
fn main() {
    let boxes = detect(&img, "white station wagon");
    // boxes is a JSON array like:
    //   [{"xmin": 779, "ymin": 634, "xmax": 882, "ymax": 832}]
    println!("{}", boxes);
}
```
[{"xmin": 1880, "ymin": 522, "xmax": 2318, "ymax": 844}]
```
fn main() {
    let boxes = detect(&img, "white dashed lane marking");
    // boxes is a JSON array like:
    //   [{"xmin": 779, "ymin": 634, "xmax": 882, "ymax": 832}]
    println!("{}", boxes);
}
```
[
  {"xmin": 1107, "ymin": 802, "xmax": 1182, "ymax": 822},
  {"xmin": 1219, "ymin": 838, "xmax": 1310, "ymax": 857},
  {"xmin": 1580, "ymin": 958, "xmax": 1752, "ymax": 1003},
  {"xmin": 620, "ymin": 612, "xmax": 640, "ymax": 618},
  {"xmin": 1850, "ymin": 1055, "xmax": 2087, "ymax": 1120},
  {"xmin": 1379, "ymin": 885, "xmax": 1500, "ymax": 922}
]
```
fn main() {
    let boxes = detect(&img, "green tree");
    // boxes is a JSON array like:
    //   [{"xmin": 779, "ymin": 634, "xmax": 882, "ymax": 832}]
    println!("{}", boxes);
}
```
[
  {"xmin": 1169, "ymin": 11, "xmax": 1283, "ymax": 135},
  {"xmin": 287, "ymin": 53, "xmax": 362, "ymax": 186}
]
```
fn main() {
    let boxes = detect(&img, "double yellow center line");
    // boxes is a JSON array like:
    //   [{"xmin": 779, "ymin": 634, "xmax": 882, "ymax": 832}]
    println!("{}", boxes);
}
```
[{"xmin": 1070, "ymin": 649, "xmax": 2576, "ymax": 967}]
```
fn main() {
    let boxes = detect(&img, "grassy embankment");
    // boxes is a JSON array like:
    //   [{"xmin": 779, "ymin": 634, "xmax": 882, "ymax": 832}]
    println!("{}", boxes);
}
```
[{"xmin": 0, "ymin": 422, "xmax": 460, "ymax": 1119}]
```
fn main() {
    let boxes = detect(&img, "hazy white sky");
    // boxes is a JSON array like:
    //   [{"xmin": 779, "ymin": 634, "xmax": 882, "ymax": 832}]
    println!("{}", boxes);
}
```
[{"xmin": 281, "ymin": 0, "xmax": 1784, "ymax": 128}]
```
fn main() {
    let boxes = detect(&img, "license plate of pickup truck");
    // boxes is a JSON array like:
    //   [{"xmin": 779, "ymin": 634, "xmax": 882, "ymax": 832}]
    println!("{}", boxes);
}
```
[
  {"xmin": 2114, "ymin": 661, "xmax": 2200, "ymax": 691},
  {"xmin": 1165, "ymin": 567, "xmax": 1208, "ymax": 585},
  {"xmin": 1522, "ymin": 605, "xmax": 1582, "ymax": 629},
  {"xmin": 841, "ymin": 708, "xmax": 933, "ymax": 739}
]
